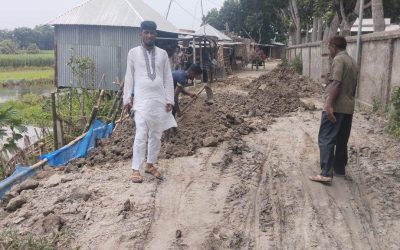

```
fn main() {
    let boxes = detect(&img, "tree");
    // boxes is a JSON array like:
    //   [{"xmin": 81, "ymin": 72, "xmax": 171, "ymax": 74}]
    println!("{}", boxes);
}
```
[
  {"xmin": 27, "ymin": 43, "xmax": 40, "ymax": 54},
  {"xmin": 12, "ymin": 27, "xmax": 37, "ymax": 49},
  {"xmin": 383, "ymin": 0, "xmax": 400, "ymax": 23},
  {"xmin": 34, "ymin": 25, "xmax": 54, "ymax": 50},
  {"xmin": 0, "ymin": 39, "xmax": 18, "ymax": 54},
  {"xmin": 372, "ymin": 0, "xmax": 385, "ymax": 32},
  {"xmin": 205, "ymin": 8, "xmax": 223, "ymax": 30}
]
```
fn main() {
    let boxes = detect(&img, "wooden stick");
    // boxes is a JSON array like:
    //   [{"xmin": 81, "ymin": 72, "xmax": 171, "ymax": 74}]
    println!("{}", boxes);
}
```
[
  {"xmin": 84, "ymin": 90, "xmax": 105, "ymax": 132},
  {"xmin": 177, "ymin": 86, "xmax": 205, "ymax": 122},
  {"xmin": 107, "ymin": 82, "xmax": 124, "ymax": 122}
]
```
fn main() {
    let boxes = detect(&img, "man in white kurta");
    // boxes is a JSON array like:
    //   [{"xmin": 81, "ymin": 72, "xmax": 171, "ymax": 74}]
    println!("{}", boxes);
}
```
[{"xmin": 123, "ymin": 21, "xmax": 176, "ymax": 183}]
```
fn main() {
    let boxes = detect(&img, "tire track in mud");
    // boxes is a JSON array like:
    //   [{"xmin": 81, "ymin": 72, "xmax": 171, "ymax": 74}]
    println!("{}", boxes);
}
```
[
  {"xmin": 239, "ymin": 112, "xmax": 384, "ymax": 250},
  {"xmin": 143, "ymin": 146, "xmax": 228, "ymax": 249},
  {"xmin": 286, "ymin": 113, "xmax": 382, "ymax": 250}
]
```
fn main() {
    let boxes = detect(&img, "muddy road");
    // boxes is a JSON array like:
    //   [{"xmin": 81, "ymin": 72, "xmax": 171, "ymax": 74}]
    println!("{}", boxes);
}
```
[{"xmin": 1, "ymin": 62, "xmax": 399, "ymax": 250}]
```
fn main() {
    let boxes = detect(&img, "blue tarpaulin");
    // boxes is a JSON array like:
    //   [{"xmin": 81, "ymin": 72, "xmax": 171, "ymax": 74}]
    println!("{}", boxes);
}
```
[
  {"xmin": 0, "ymin": 165, "xmax": 36, "ymax": 198},
  {"xmin": 40, "ymin": 119, "xmax": 114, "ymax": 166},
  {"xmin": 0, "ymin": 119, "xmax": 114, "ymax": 199}
]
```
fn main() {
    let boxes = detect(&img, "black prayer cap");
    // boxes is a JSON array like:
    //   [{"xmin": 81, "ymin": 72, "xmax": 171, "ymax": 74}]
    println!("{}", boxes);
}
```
[{"xmin": 141, "ymin": 20, "xmax": 157, "ymax": 31}]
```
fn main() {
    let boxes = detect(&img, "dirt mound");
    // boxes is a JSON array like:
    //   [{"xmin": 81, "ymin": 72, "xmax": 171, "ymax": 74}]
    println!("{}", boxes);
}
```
[
  {"xmin": 71, "ymin": 68, "xmax": 320, "ymax": 168},
  {"xmin": 244, "ymin": 67, "xmax": 321, "ymax": 117}
]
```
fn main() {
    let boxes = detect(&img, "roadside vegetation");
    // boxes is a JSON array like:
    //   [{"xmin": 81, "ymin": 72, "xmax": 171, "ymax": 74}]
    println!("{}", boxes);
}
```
[
  {"xmin": 279, "ymin": 55, "xmax": 303, "ymax": 74},
  {"xmin": 0, "ymin": 228, "xmax": 69, "ymax": 250},
  {"xmin": 387, "ymin": 87, "xmax": 400, "ymax": 137}
]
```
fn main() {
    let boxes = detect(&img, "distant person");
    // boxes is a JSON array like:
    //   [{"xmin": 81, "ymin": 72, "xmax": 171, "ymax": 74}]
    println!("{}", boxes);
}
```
[
  {"xmin": 184, "ymin": 46, "xmax": 193, "ymax": 69},
  {"xmin": 310, "ymin": 36, "xmax": 358, "ymax": 183},
  {"xmin": 123, "ymin": 20, "xmax": 176, "ymax": 183},
  {"xmin": 172, "ymin": 64, "xmax": 203, "ymax": 117},
  {"xmin": 201, "ymin": 44, "xmax": 214, "ymax": 103},
  {"xmin": 172, "ymin": 46, "xmax": 184, "ymax": 70}
]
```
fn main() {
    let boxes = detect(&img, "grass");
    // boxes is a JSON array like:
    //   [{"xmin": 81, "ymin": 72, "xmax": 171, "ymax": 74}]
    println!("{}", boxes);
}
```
[
  {"xmin": 0, "ymin": 67, "xmax": 54, "ymax": 82},
  {"xmin": 0, "ymin": 228, "xmax": 70, "ymax": 250},
  {"xmin": 1, "ymin": 94, "xmax": 52, "ymax": 127},
  {"xmin": 0, "ymin": 50, "xmax": 54, "ymax": 68}
]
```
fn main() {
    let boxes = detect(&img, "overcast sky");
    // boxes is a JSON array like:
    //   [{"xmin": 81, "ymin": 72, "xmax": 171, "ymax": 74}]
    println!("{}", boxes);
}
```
[{"xmin": 0, "ymin": 0, "xmax": 224, "ymax": 30}]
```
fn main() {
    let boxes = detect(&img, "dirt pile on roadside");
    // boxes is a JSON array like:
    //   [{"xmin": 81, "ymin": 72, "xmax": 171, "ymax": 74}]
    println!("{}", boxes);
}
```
[
  {"xmin": 71, "ymin": 67, "xmax": 320, "ymax": 167},
  {"xmin": 243, "ymin": 67, "xmax": 321, "ymax": 117}
]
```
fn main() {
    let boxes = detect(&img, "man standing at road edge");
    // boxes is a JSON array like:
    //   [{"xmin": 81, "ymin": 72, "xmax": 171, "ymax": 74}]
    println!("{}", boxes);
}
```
[{"xmin": 310, "ymin": 36, "xmax": 359, "ymax": 183}]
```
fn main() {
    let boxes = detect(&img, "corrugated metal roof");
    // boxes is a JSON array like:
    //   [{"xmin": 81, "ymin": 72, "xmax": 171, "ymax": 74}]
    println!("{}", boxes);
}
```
[
  {"xmin": 49, "ymin": 0, "xmax": 178, "ymax": 33},
  {"xmin": 195, "ymin": 24, "xmax": 232, "ymax": 41}
]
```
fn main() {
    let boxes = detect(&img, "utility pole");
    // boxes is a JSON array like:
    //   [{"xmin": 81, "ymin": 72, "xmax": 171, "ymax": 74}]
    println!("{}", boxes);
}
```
[
  {"xmin": 356, "ymin": 0, "xmax": 365, "ymax": 65},
  {"xmin": 166, "ymin": 0, "xmax": 173, "ymax": 19}
]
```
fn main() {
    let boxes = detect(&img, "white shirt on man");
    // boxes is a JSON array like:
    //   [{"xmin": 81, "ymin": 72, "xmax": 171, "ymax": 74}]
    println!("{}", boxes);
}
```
[{"xmin": 123, "ymin": 46, "xmax": 176, "ymax": 131}]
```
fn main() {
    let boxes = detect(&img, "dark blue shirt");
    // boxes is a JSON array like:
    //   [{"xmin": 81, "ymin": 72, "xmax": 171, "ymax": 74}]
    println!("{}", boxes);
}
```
[{"xmin": 172, "ymin": 70, "xmax": 188, "ymax": 88}]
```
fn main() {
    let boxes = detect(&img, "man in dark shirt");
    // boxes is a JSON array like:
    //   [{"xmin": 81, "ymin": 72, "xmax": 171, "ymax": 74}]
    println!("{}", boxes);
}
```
[{"xmin": 172, "ymin": 64, "xmax": 203, "ymax": 117}]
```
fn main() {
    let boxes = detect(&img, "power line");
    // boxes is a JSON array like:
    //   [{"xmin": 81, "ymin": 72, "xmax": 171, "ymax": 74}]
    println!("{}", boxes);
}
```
[
  {"xmin": 204, "ymin": 0, "xmax": 221, "ymax": 8},
  {"xmin": 191, "ymin": 0, "xmax": 201, "ymax": 29},
  {"xmin": 173, "ymin": 0, "xmax": 203, "ymax": 23},
  {"xmin": 166, "ymin": 0, "xmax": 173, "ymax": 19}
]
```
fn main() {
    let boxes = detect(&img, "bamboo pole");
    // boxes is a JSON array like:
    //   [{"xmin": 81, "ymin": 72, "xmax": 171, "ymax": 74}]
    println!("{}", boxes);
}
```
[
  {"xmin": 51, "ymin": 93, "xmax": 59, "ymax": 150},
  {"xmin": 107, "ymin": 82, "xmax": 124, "ymax": 122},
  {"xmin": 84, "ymin": 90, "xmax": 105, "ymax": 132},
  {"xmin": 112, "ymin": 98, "xmax": 124, "ymax": 123}
]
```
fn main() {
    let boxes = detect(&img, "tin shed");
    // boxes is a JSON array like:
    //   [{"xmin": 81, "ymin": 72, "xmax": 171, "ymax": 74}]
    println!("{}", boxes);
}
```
[{"xmin": 50, "ymin": 0, "xmax": 179, "ymax": 90}]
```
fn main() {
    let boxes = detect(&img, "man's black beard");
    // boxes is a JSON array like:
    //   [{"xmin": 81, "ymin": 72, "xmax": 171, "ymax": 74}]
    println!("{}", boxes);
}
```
[{"xmin": 144, "ymin": 40, "xmax": 155, "ymax": 48}]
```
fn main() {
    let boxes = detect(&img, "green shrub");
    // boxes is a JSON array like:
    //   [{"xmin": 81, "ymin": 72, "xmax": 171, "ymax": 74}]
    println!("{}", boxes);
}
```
[
  {"xmin": 372, "ymin": 97, "xmax": 384, "ymax": 113},
  {"xmin": 0, "ymin": 228, "xmax": 69, "ymax": 250},
  {"xmin": 387, "ymin": 87, "xmax": 400, "ymax": 137},
  {"xmin": 27, "ymin": 43, "xmax": 40, "ymax": 54},
  {"xmin": 291, "ymin": 55, "xmax": 303, "ymax": 74},
  {"xmin": 0, "ymin": 40, "xmax": 18, "ymax": 54},
  {"xmin": 279, "ymin": 55, "xmax": 302, "ymax": 74}
]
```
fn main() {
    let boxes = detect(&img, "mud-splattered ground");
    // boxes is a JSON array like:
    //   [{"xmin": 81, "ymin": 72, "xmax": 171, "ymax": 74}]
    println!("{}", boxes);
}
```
[{"xmin": 1, "ymin": 62, "xmax": 399, "ymax": 250}]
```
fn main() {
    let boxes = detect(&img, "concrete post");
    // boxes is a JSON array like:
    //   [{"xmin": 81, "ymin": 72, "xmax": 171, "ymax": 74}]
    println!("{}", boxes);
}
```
[{"xmin": 384, "ymin": 39, "xmax": 395, "ymax": 105}]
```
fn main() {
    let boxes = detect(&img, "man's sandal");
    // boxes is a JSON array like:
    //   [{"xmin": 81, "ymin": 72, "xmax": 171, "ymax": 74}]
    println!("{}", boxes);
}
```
[
  {"xmin": 131, "ymin": 171, "xmax": 143, "ymax": 183},
  {"xmin": 309, "ymin": 175, "xmax": 332, "ymax": 183},
  {"xmin": 145, "ymin": 165, "xmax": 163, "ymax": 180}
]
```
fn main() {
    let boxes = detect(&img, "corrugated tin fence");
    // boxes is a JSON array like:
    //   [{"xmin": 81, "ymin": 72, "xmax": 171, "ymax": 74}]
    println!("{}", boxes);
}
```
[{"xmin": 55, "ymin": 25, "xmax": 141, "ymax": 91}]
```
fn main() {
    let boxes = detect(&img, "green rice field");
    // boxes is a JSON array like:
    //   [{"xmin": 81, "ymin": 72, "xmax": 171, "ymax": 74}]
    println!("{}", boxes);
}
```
[
  {"xmin": 0, "ymin": 67, "xmax": 54, "ymax": 82},
  {"xmin": 0, "ymin": 50, "xmax": 54, "ymax": 67}
]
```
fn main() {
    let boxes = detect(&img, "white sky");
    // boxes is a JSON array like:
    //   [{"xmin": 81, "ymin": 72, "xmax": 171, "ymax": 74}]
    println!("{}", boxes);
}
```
[{"xmin": 0, "ymin": 0, "xmax": 224, "ymax": 30}]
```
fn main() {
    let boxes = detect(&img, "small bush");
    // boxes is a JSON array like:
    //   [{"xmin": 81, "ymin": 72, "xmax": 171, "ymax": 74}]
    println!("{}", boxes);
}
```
[
  {"xmin": 372, "ymin": 97, "xmax": 384, "ymax": 113},
  {"xmin": 291, "ymin": 55, "xmax": 303, "ymax": 74},
  {"xmin": 279, "ymin": 55, "xmax": 302, "ymax": 74},
  {"xmin": 0, "ymin": 228, "xmax": 69, "ymax": 250},
  {"xmin": 387, "ymin": 87, "xmax": 400, "ymax": 137},
  {"xmin": 27, "ymin": 43, "xmax": 40, "ymax": 54},
  {"xmin": 0, "ymin": 40, "xmax": 18, "ymax": 54}
]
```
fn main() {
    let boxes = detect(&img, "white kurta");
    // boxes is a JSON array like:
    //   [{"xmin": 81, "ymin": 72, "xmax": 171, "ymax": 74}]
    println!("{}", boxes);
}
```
[
  {"xmin": 124, "ymin": 46, "xmax": 176, "ymax": 170},
  {"xmin": 123, "ymin": 46, "xmax": 177, "ymax": 132}
]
